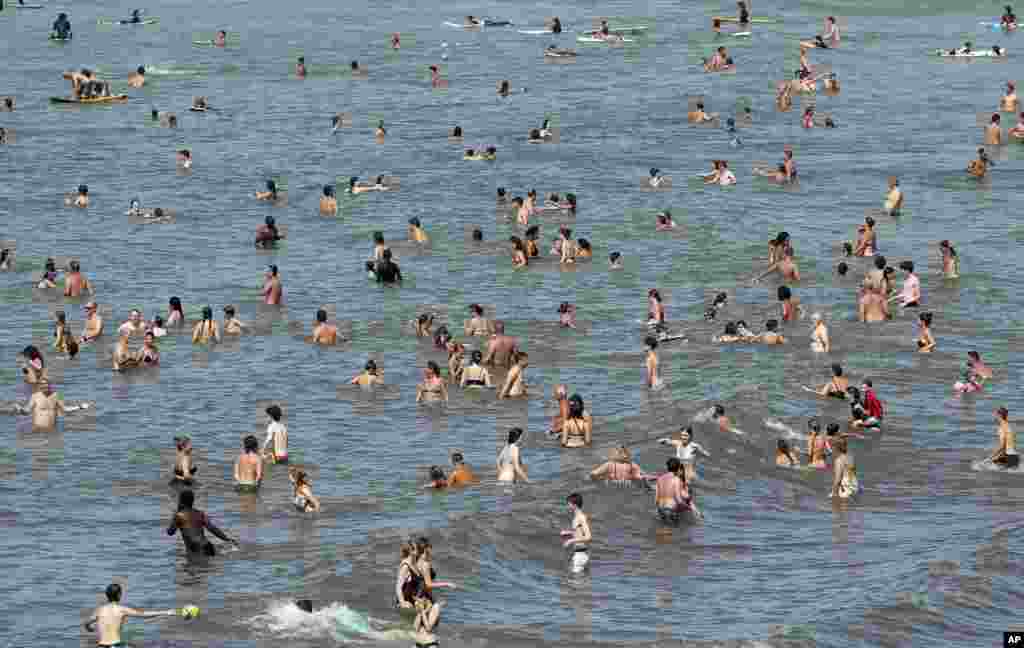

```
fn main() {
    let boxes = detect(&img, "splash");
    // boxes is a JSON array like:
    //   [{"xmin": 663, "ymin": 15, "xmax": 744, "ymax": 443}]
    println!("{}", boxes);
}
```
[
  {"xmin": 249, "ymin": 599, "xmax": 415, "ymax": 643},
  {"xmin": 971, "ymin": 458, "xmax": 1024, "ymax": 474}
]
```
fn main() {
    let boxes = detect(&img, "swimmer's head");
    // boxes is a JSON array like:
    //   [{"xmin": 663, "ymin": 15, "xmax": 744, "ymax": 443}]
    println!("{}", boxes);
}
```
[
  {"xmin": 648, "ymin": 288, "xmax": 661, "ymax": 301},
  {"xmin": 472, "ymin": 228, "xmax": 483, "ymax": 241},
  {"xmin": 899, "ymin": 260, "xmax": 914, "ymax": 273},
  {"xmin": 529, "ymin": 128, "xmax": 541, "ymax": 139},
  {"xmin": 267, "ymin": 264, "xmax": 278, "ymax": 276},
  {"xmin": 153, "ymin": 316, "xmax": 164, "ymax": 328},
  {"xmin": 323, "ymin": 184, "xmax": 334, "ymax": 197},
  {"xmin": 713, "ymin": 404, "xmax": 725, "ymax": 417},
  {"xmin": 452, "ymin": 126, "xmax": 462, "ymax": 137},
  {"xmin": 266, "ymin": 180, "xmax": 277, "ymax": 193},
  {"xmin": 297, "ymin": 56, "xmax": 304, "ymax": 64},
  {"xmin": 429, "ymin": 466, "xmax": 445, "ymax": 482},
  {"xmin": 610, "ymin": 251, "xmax": 621, "ymax": 264},
  {"xmin": 243, "ymin": 435, "xmax": 259, "ymax": 452},
  {"xmin": 847, "ymin": 386, "xmax": 861, "ymax": 403},
  {"xmin": 777, "ymin": 439, "xmax": 790, "ymax": 452},
  {"xmin": 382, "ymin": 248, "xmax": 393, "ymax": 260},
  {"xmin": 577, "ymin": 238, "xmax": 591, "ymax": 251},
  {"xmin": 169, "ymin": 296, "xmax": 182, "ymax": 313},
  {"xmin": 566, "ymin": 193, "xmax": 577, "ymax": 207},
  {"xmin": 666, "ymin": 457, "xmax": 681, "ymax": 473},
  {"xmin": 492, "ymin": 320, "xmax": 505, "ymax": 334},
  {"xmin": 645, "ymin": 335, "xmax": 658, "ymax": 350},
  {"xmin": 471, "ymin": 350, "xmax": 483, "ymax": 364},
  {"xmin": 201, "ymin": 306, "xmax": 213, "ymax": 321},
  {"xmin": 105, "ymin": 583, "xmax": 123, "ymax": 602},
  {"xmin": 808, "ymin": 417, "xmax": 820, "ymax": 432},
  {"xmin": 130, "ymin": 198, "xmax": 140, "ymax": 210},
  {"xmin": 831, "ymin": 363, "xmax": 843, "ymax": 377},
  {"xmin": 723, "ymin": 322, "xmax": 737, "ymax": 336},
  {"xmin": 997, "ymin": 407, "xmax": 1009, "ymax": 421},
  {"xmin": 222, "ymin": 304, "xmax": 235, "ymax": 317},
  {"xmin": 765, "ymin": 319, "xmax": 778, "ymax": 331},
  {"xmin": 507, "ymin": 427, "xmax": 523, "ymax": 444},
  {"xmin": 316, "ymin": 309, "xmax": 328, "ymax": 323},
  {"xmin": 78, "ymin": 184, "xmax": 88, "ymax": 195},
  {"xmin": 566, "ymin": 492, "xmax": 583, "ymax": 510},
  {"xmin": 649, "ymin": 167, "xmax": 660, "ymax": 177},
  {"xmin": 409, "ymin": 217, "xmax": 421, "ymax": 227},
  {"xmin": 826, "ymin": 422, "xmax": 840, "ymax": 436},
  {"xmin": 486, "ymin": 146, "xmax": 496, "ymax": 155},
  {"xmin": 874, "ymin": 255, "xmax": 887, "ymax": 270},
  {"xmin": 265, "ymin": 215, "xmax": 275, "ymax": 227},
  {"xmin": 295, "ymin": 600, "xmax": 313, "ymax": 613},
  {"xmin": 364, "ymin": 359, "xmax": 378, "ymax": 373},
  {"xmin": 919, "ymin": 311, "xmax": 932, "ymax": 326},
  {"xmin": 837, "ymin": 262, "xmax": 848, "ymax": 276}
]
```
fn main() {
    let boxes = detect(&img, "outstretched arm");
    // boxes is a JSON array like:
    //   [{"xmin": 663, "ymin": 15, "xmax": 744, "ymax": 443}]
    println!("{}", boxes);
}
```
[{"xmin": 204, "ymin": 516, "xmax": 236, "ymax": 544}]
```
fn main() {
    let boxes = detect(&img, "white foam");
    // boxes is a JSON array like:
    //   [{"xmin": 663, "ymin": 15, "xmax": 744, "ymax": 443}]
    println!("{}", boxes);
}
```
[
  {"xmin": 247, "ymin": 599, "xmax": 414, "ymax": 643},
  {"xmin": 971, "ymin": 458, "xmax": 1024, "ymax": 473}
]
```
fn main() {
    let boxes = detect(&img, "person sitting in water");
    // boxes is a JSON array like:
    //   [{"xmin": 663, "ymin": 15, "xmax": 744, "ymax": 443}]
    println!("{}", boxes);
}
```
[
  {"xmin": 128, "ymin": 66, "xmax": 145, "ymax": 88},
  {"xmin": 290, "ymin": 468, "xmax": 321, "ymax": 512},
  {"xmin": 817, "ymin": 363, "xmax": 849, "ymax": 398},
  {"xmin": 656, "ymin": 211, "xmax": 676, "ymax": 230},
  {"xmin": 255, "ymin": 215, "xmax": 281, "ymax": 248},
  {"xmin": 255, "ymin": 180, "xmax": 278, "ymax": 201},
  {"xmin": 688, "ymin": 102, "xmax": 716, "ymax": 123},
  {"xmin": 52, "ymin": 12, "xmax": 72, "ymax": 39},
  {"xmin": 967, "ymin": 147, "xmax": 991, "ymax": 178},
  {"xmin": 1001, "ymin": 5, "xmax": 1018, "ymax": 27}
]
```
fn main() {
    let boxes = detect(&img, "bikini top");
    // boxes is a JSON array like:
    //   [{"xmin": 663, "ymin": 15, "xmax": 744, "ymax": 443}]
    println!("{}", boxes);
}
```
[{"xmin": 564, "ymin": 417, "xmax": 587, "ymax": 440}]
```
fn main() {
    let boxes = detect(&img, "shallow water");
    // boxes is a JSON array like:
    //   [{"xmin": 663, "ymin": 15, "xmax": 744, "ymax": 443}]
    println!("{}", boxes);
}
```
[{"xmin": 1, "ymin": 0, "xmax": 1023, "ymax": 646}]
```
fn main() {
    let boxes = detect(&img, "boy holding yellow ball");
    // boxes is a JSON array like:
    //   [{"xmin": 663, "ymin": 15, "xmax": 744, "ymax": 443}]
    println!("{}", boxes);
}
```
[{"xmin": 84, "ymin": 583, "xmax": 198, "ymax": 647}]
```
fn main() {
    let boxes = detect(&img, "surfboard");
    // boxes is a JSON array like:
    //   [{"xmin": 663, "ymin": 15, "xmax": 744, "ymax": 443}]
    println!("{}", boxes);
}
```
[
  {"xmin": 577, "ymin": 35, "xmax": 634, "ymax": 43},
  {"xmin": 50, "ymin": 95, "xmax": 128, "ymax": 104},
  {"xmin": 933, "ymin": 48, "xmax": 1007, "ymax": 57},
  {"xmin": 444, "ymin": 21, "xmax": 477, "ymax": 28},
  {"xmin": 519, "ymin": 29, "xmax": 554, "ymax": 34},
  {"xmin": 115, "ymin": 18, "xmax": 159, "ymax": 25},
  {"xmin": 714, "ymin": 16, "xmax": 778, "ymax": 23},
  {"xmin": 606, "ymin": 25, "xmax": 649, "ymax": 33}
]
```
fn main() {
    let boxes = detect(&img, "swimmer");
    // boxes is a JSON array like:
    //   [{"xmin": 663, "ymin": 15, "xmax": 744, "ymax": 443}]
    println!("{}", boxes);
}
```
[
  {"xmin": 659, "ymin": 426, "xmax": 710, "ymax": 481},
  {"xmin": 147, "ymin": 316, "xmax": 166, "ymax": 338},
  {"xmin": 654, "ymin": 458, "xmax": 696, "ymax": 523},
  {"xmin": 806, "ymin": 419, "xmax": 827, "ymax": 469},
  {"xmin": 375, "ymin": 120, "xmax": 386, "ymax": 139},
  {"xmin": 483, "ymin": 320, "xmax": 518, "ymax": 367},
  {"xmin": 176, "ymin": 149, "xmax": 192, "ymax": 170},
  {"xmin": 295, "ymin": 56, "xmax": 306, "ymax": 78},
  {"xmin": 829, "ymin": 438, "xmax": 859, "ymax": 498},
  {"xmin": 497, "ymin": 427, "xmax": 529, "ymax": 483},
  {"xmin": 351, "ymin": 359, "xmax": 383, "ymax": 386},
  {"xmin": 263, "ymin": 265, "xmax": 283, "ymax": 305},
  {"xmin": 37, "ymin": 258, "xmax": 59, "ymax": 289},
  {"xmin": 656, "ymin": 211, "xmax": 676, "ymax": 230},
  {"xmin": 289, "ymin": 468, "xmax": 321, "ymax": 512},
  {"xmin": 821, "ymin": 15, "xmax": 840, "ymax": 46},
  {"xmin": 376, "ymin": 248, "xmax": 402, "ymax": 284},
  {"xmin": 392, "ymin": 32, "xmax": 401, "ymax": 49},
  {"xmin": 214, "ymin": 30, "xmax": 227, "ymax": 46},
  {"xmin": 234, "ymin": 435, "xmax": 263, "ymax": 490},
  {"xmin": 166, "ymin": 297, "xmax": 185, "ymax": 328},
  {"xmin": 319, "ymin": 185, "xmax": 337, "ymax": 215},
  {"xmin": 850, "ymin": 216, "xmax": 878, "ymax": 257},
  {"xmin": 83, "ymin": 583, "xmax": 177, "ymax": 648},
  {"xmin": 560, "ymin": 393, "xmax": 592, "ymax": 447},
  {"xmin": 497, "ymin": 351, "xmax": 529, "ymax": 399},
  {"xmin": 810, "ymin": 312, "xmax": 830, "ymax": 352},
  {"xmin": 817, "ymin": 363, "xmax": 849, "ymax": 398},
  {"xmin": 416, "ymin": 361, "xmax": 449, "ymax": 403},
  {"xmin": 347, "ymin": 176, "xmax": 372, "ymax": 195},
  {"xmin": 705, "ymin": 46, "xmax": 728, "ymax": 72},
  {"xmin": 760, "ymin": 318, "xmax": 786, "ymax": 344},
  {"xmin": 590, "ymin": 445, "xmax": 651, "ymax": 483},
  {"xmin": 166, "ymin": 489, "xmax": 239, "ymax": 554},
  {"xmin": 967, "ymin": 147, "xmax": 991, "ymax": 178},
  {"xmin": 562, "ymin": 493, "xmax": 592, "ymax": 572},
  {"xmin": 884, "ymin": 177, "xmax": 903, "ymax": 214},
  {"xmin": 609, "ymin": 251, "xmax": 624, "ymax": 270},
  {"xmin": 54, "ymin": 311, "xmax": 79, "ymax": 356},
  {"xmin": 81, "ymin": 301, "xmax": 104, "ymax": 342},
  {"xmin": 446, "ymin": 451, "xmax": 478, "ymax": 486},
  {"xmin": 576, "ymin": 238, "xmax": 592, "ymax": 259},
  {"xmin": 222, "ymin": 305, "xmax": 246, "ymax": 335},
  {"xmin": 458, "ymin": 349, "xmax": 492, "ymax": 388},
  {"xmin": 464, "ymin": 304, "xmax": 492, "ymax": 336},
  {"xmin": 71, "ymin": 184, "xmax": 89, "ymax": 208},
  {"xmin": 172, "ymin": 436, "xmax": 197, "ymax": 485},
  {"xmin": 990, "ymin": 407, "xmax": 1019, "ymax": 468},
  {"xmin": 118, "ymin": 309, "xmax": 146, "ymax": 337},
  {"xmin": 408, "ymin": 217, "xmax": 429, "ymax": 243},
  {"xmin": 782, "ymin": 149, "xmax": 797, "ymax": 181},
  {"xmin": 776, "ymin": 439, "xmax": 800, "ymax": 466},
  {"xmin": 558, "ymin": 302, "xmax": 577, "ymax": 329},
  {"xmin": 837, "ymin": 262, "xmax": 848, "ymax": 277},
  {"xmin": 802, "ymin": 106, "xmax": 815, "ymax": 129},
  {"xmin": 889, "ymin": 260, "xmax": 921, "ymax": 307},
  {"xmin": 916, "ymin": 312, "xmax": 936, "ymax": 353},
  {"xmin": 255, "ymin": 180, "xmax": 278, "ymax": 201},
  {"xmin": 939, "ymin": 240, "xmax": 960, "ymax": 279},
  {"xmin": 1001, "ymin": 81, "xmax": 1018, "ymax": 112},
  {"xmin": 858, "ymin": 284, "xmax": 890, "ymax": 322},
  {"xmin": 128, "ymin": 66, "xmax": 145, "ymax": 88},
  {"xmin": 736, "ymin": 0, "xmax": 750, "ymax": 24},
  {"xmin": 1, "ymin": 97, "xmax": 13, "ymax": 111},
  {"xmin": 63, "ymin": 260, "xmax": 93, "ymax": 297},
  {"xmin": 645, "ymin": 335, "xmax": 662, "ymax": 389},
  {"xmin": 191, "ymin": 96, "xmax": 209, "ymax": 111},
  {"xmin": 422, "ymin": 465, "xmax": 449, "ymax": 490},
  {"xmin": 713, "ymin": 160, "xmax": 736, "ymax": 185},
  {"xmin": 524, "ymin": 226, "xmax": 540, "ymax": 257},
  {"xmin": 191, "ymin": 306, "xmax": 220, "ymax": 344},
  {"xmin": 688, "ymin": 102, "xmax": 717, "ymax": 123},
  {"xmin": 847, "ymin": 387, "xmax": 880, "ymax": 429},
  {"xmin": 985, "ymin": 114, "xmax": 1002, "ymax": 145},
  {"xmin": 312, "ymin": 308, "xmax": 339, "ymax": 345},
  {"xmin": 25, "ymin": 384, "xmax": 87, "ymax": 429},
  {"xmin": 711, "ymin": 404, "xmax": 733, "ymax": 433},
  {"xmin": 648, "ymin": 167, "xmax": 668, "ymax": 188}
]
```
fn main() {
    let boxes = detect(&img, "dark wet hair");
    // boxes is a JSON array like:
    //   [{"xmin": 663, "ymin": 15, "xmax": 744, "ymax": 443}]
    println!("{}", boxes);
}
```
[
  {"xmin": 78, "ymin": 184, "xmax": 88, "ymax": 194},
  {"xmin": 202, "ymin": 306, "xmax": 213, "ymax": 321},
  {"xmin": 667, "ymin": 457, "xmax": 681, "ymax": 472},
  {"xmin": 382, "ymin": 248, "xmax": 393, "ymax": 260},
  {"xmin": 451, "ymin": 451, "xmax": 464, "ymax": 464},
  {"xmin": 832, "ymin": 363, "xmax": 843, "ymax": 376},
  {"xmin": 22, "ymin": 345, "xmax": 43, "ymax": 366},
  {"xmin": 244, "ymin": 435, "xmax": 259, "ymax": 452},
  {"xmin": 365, "ymin": 359, "xmax": 377, "ymax": 372},
  {"xmin": 645, "ymin": 335, "xmax": 658, "ymax": 349},
  {"xmin": 765, "ymin": 319, "xmax": 778, "ymax": 331},
  {"xmin": 223, "ymin": 305, "xmax": 235, "ymax": 317},
  {"xmin": 295, "ymin": 600, "xmax": 313, "ymax": 613},
  {"xmin": 577, "ymin": 238, "xmax": 591, "ymax": 251},
  {"xmin": 919, "ymin": 311, "xmax": 932, "ymax": 326},
  {"xmin": 351, "ymin": 60, "xmax": 359, "ymax": 70},
  {"xmin": 323, "ymin": 185, "xmax": 335, "ymax": 197},
  {"xmin": 470, "ymin": 350, "xmax": 483, "ymax": 364},
  {"xmin": 496, "ymin": 187, "xmax": 506, "ymax": 198},
  {"xmin": 317, "ymin": 309, "xmax": 328, "ymax": 323},
  {"xmin": 724, "ymin": 322, "xmax": 738, "ymax": 335},
  {"xmin": 266, "ymin": 180, "xmax": 277, "ymax": 193},
  {"xmin": 55, "ymin": 310, "xmax": 66, "ymax": 324},
  {"xmin": 529, "ymin": 128, "xmax": 541, "ymax": 139},
  {"xmin": 808, "ymin": 417, "xmax": 820, "ymax": 432},
  {"xmin": 429, "ymin": 466, "xmax": 445, "ymax": 481},
  {"xmin": 713, "ymin": 404, "xmax": 725, "ymax": 417},
  {"xmin": 426, "ymin": 361, "xmax": 441, "ymax": 376},
  {"xmin": 106, "ymin": 583, "xmax": 123, "ymax": 602},
  {"xmin": 777, "ymin": 439, "xmax": 790, "ymax": 451},
  {"xmin": 837, "ymin": 262, "xmax": 848, "ymax": 276},
  {"xmin": 452, "ymin": 126, "xmax": 462, "ymax": 137},
  {"xmin": 610, "ymin": 252, "xmax": 621, "ymax": 262},
  {"xmin": 566, "ymin": 492, "xmax": 583, "ymax": 508},
  {"xmin": 409, "ymin": 217, "xmax": 421, "ymax": 227},
  {"xmin": 507, "ymin": 427, "xmax": 523, "ymax": 444},
  {"xmin": 899, "ymin": 260, "xmax": 914, "ymax": 273},
  {"xmin": 777, "ymin": 286, "xmax": 791, "ymax": 301},
  {"xmin": 826, "ymin": 423, "xmax": 840, "ymax": 437},
  {"xmin": 169, "ymin": 296, "xmax": 183, "ymax": 314},
  {"xmin": 568, "ymin": 396, "xmax": 585, "ymax": 419},
  {"xmin": 874, "ymin": 255, "xmax": 887, "ymax": 270},
  {"xmin": 471, "ymin": 227, "xmax": 482, "ymax": 241},
  {"xmin": 997, "ymin": 407, "xmax": 1009, "ymax": 420}
]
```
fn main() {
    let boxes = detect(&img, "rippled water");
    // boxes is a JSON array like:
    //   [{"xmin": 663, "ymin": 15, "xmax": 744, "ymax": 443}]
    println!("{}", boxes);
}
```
[{"xmin": 2, "ymin": 0, "xmax": 1023, "ymax": 646}]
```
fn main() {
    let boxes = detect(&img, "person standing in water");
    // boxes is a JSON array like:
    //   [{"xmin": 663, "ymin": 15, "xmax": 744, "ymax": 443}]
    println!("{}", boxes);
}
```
[
  {"xmin": 644, "ymin": 335, "xmax": 662, "ymax": 389},
  {"xmin": 83, "ymin": 583, "xmax": 176, "ymax": 648},
  {"xmin": 884, "ymin": 177, "xmax": 903, "ymax": 214},
  {"xmin": 311, "ymin": 308, "xmax": 338, "ymax": 345},
  {"xmin": 261, "ymin": 405, "xmax": 288, "ymax": 464},
  {"xmin": 829, "ymin": 438, "xmax": 860, "ymax": 498},
  {"xmin": 290, "ymin": 468, "xmax": 321, "ymax": 512},
  {"xmin": 263, "ymin": 265, "xmax": 283, "ymax": 305},
  {"xmin": 413, "ymin": 598, "xmax": 443, "ymax": 648},
  {"xmin": 234, "ymin": 435, "xmax": 263, "ymax": 491},
  {"xmin": 25, "ymin": 384, "xmax": 87, "ymax": 430},
  {"xmin": 171, "ymin": 436, "xmax": 197, "ymax": 486},
  {"xmin": 659, "ymin": 426, "xmax": 710, "ymax": 482},
  {"xmin": 990, "ymin": 407, "xmax": 1018, "ymax": 468},
  {"xmin": 561, "ymin": 493, "xmax": 592, "ymax": 573},
  {"xmin": 166, "ymin": 489, "xmax": 239, "ymax": 555},
  {"xmin": 496, "ymin": 427, "xmax": 529, "ymax": 483}
]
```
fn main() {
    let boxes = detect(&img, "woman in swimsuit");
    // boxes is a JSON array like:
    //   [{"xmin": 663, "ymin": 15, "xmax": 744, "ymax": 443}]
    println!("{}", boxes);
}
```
[
  {"xmin": 817, "ymin": 363, "xmax": 849, "ymax": 398},
  {"xmin": 166, "ymin": 297, "xmax": 185, "ymax": 328},
  {"xmin": 656, "ymin": 211, "xmax": 676, "ymax": 231},
  {"xmin": 191, "ymin": 306, "xmax": 220, "ymax": 345},
  {"xmin": 776, "ymin": 439, "xmax": 800, "ymax": 466},
  {"xmin": 916, "ymin": 312, "xmax": 936, "ymax": 353},
  {"xmin": 589, "ymin": 446, "xmax": 649, "ymax": 484},
  {"xmin": 810, "ymin": 312, "xmax": 830, "ymax": 353},
  {"xmin": 990, "ymin": 407, "xmax": 1019, "ymax": 468},
  {"xmin": 395, "ymin": 541, "xmax": 426, "ymax": 609},
  {"xmin": 460, "ymin": 350, "xmax": 492, "ymax": 388},
  {"xmin": 463, "ymin": 304, "xmax": 490, "ymax": 336},
  {"xmin": 289, "ymin": 468, "xmax": 321, "ymax": 512},
  {"xmin": 351, "ymin": 359, "xmax": 383, "ymax": 386},
  {"xmin": 509, "ymin": 236, "xmax": 529, "ymax": 268},
  {"xmin": 138, "ymin": 332, "xmax": 160, "ymax": 365},
  {"xmin": 497, "ymin": 427, "xmax": 529, "ymax": 483},
  {"xmin": 172, "ymin": 436, "xmax": 197, "ymax": 486},
  {"xmin": 53, "ymin": 310, "xmax": 78, "ymax": 357},
  {"xmin": 647, "ymin": 288, "xmax": 667, "ymax": 332},
  {"xmin": 939, "ymin": 240, "xmax": 960, "ymax": 279},
  {"xmin": 408, "ymin": 217, "xmax": 429, "ymax": 243},
  {"xmin": 830, "ymin": 438, "xmax": 860, "ymax": 498},
  {"xmin": 778, "ymin": 285, "xmax": 801, "ymax": 322},
  {"xmin": 414, "ymin": 314, "xmax": 434, "ymax": 338},
  {"xmin": 645, "ymin": 336, "xmax": 662, "ymax": 389},
  {"xmin": 807, "ymin": 419, "xmax": 828, "ymax": 468},
  {"xmin": 413, "ymin": 598, "xmax": 443, "ymax": 648},
  {"xmin": 560, "ymin": 394, "xmax": 592, "ymax": 448},
  {"xmin": 659, "ymin": 426, "xmax": 711, "ymax": 481},
  {"xmin": 524, "ymin": 226, "xmax": 540, "ymax": 257},
  {"xmin": 767, "ymin": 232, "xmax": 793, "ymax": 266},
  {"xmin": 416, "ymin": 362, "xmax": 449, "ymax": 403},
  {"xmin": 446, "ymin": 342, "xmax": 465, "ymax": 385},
  {"xmin": 498, "ymin": 351, "xmax": 528, "ymax": 399},
  {"xmin": 20, "ymin": 345, "xmax": 49, "ymax": 388},
  {"xmin": 415, "ymin": 537, "xmax": 456, "ymax": 598},
  {"xmin": 558, "ymin": 227, "xmax": 577, "ymax": 264}
]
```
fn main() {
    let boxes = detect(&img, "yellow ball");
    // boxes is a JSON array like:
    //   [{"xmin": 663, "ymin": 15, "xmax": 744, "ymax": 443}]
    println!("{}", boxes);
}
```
[{"xmin": 181, "ymin": 605, "xmax": 200, "ymax": 619}]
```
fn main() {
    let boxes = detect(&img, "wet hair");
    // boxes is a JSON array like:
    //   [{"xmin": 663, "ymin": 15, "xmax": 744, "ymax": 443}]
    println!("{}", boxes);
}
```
[
  {"xmin": 777, "ymin": 285, "xmax": 792, "ymax": 301},
  {"xmin": 826, "ymin": 423, "xmax": 840, "ymax": 437},
  {"xmin": 106, "ymin": 584, "xmax": 123, "ymax": 602},
  {"xmin": 471, "ymin": 227, "xmax": 483, "ymax": 241},
  {"xmin": 775, "ymin": 232, "xmax": 790, "ymax": 244},
  {"xmin": 723, "ymin": 322, "xmax": 738, "ymax": 335},
  {"xmin": 713, "ymin": 404, "xmax": 726, "ymax": 417},
  {"xmin": 847, "ymin": 386, "xmax": 862, "ymax": 403},
  {"xmin": 875, "ymin": 255, "xmax": 887, "ymax": 270},
  {"xmin": 997, "ymin": 407, "xmax": 1009, "ymax": 420},
  {"xmin": 470, "ymin": 350, "xmax": 483, "ymax": 365},
  {"xmin": 696, "ymin": 102, "xmax": 705, "ymax": 110},
  {"xmin": 496, "ymin": 187, "xmax": 506, "ymax": 198},
  {"xmin": 577, "ymin": 238, "xmax": 591, "ymax": 251},
  {"xmin": 808, "ymin": 417, "xmax": 820, "ymax": 432},
  {"xmin": 351, "ymin": 60, "xmax": 359, "ymax": 70},
  {"xmin": 365, "ymin": 359, "xmax": 377, "ymax": 373},
  {"xmin": 169, "ymin": 296, "xmax": 183, "ymax": 314},
  {"xmin": 529, "ymin": 128, "xmax": 541, "ymax": 139},
  {"xmin": 202, "ymin": 306, "xmax": 213, "ymax": 321},
  {"xmin": 832, "ymin": 363, "xmax": 843, "ymax": 376},
  {"xmin": 765, "ymin": 319, "xmax": 778, "ymax": 332},
  {"xmin": 55, "ymin": 310, "xmax": 67, "ymax": 324},
  {"xmin": 883, "ymin": 267, "xmax": 895, "ymax": 277},
  {"xmin": 940, "ymin": 240, "xmax": 957, "ymax": 256},
  {"xmin": 323, "ymin": 185, "xmax": 335, "ymax": 197},
  {"xmin": 919, "ymin": 311, "xmax": 932, "ymax": 326},
  {"xmin": 566, "ymin": 492, "xmax": 583, "ymax": 509},
  {"xmin": 244, "ymin": 435, "xmax": 259, "ymax": 452},
  {"xmin": 507, "ymin": 427, "xmax": 523, "ymax": 444},
  {"xmin": 452, "ymin": 126, "xmax": 462, "ymax": 137},
  {"xmin": 524, "ymin": 225, "xmax": 539, "ymax": 240},
  {"xmin": 178, "ymin": 489, "xmax": 195, "ymax": 510},
  {"xmin": 645, "ymin": 335, "xmax": 658, "ymax": 349},
  {"xmin": 667, "ymin": 457, "xmax": 681, "ymax": 472},
  {"xmin": 426, "ymin": 361, "xmax": 441, "ymax": 377},
  {"xmin": 429, "ymin": 466, "xmax": 446, "ymax": 482},
  {"xmin": 451, "ymin": 451, "xmax": 464, "ymax": 464},
  {"xmin": 837, "ymin": 262, "xmax": 848, "ymax": 276},
  {"xmin": 78, "ymin": 184, "xmax": 89, "ymax": 195},
  {"xmin": 409, "ymin": 217, "xmax": 421, "ymax": 227},
  {"xmin": 566, "ymin": 193, "xmax": 576, "ymax": 208},
  {"xmin": 899, "ymin": 260, "xmax": 915, "ymax": 273},
  {"xmin": 266, "ymin": 180, "xmax": 277, "ymax": 194},
  {"xmin": 295, "ymin": 600, "xmax": 313, "ymax": 613},
  {"xmin": 568, "ymin": 396, "xmax": 585, "ymax": 419},
  {"xmin": 382, "ymin": 248, "xmax": 393, "ymax": 260},
  {"xmin": 648, "ymin": 288, "xmax": 661, "ymax": 302},
  {"xmin": 317, "ymin": 309, "xmax": 328, "ymax": 323},
  {"xmin": 268, "ymin": 264, "xmax": 278, "ymax": 276},
  {"xmin": 609, "ymin": 252, "xmax": 621, "ymax": 263}
]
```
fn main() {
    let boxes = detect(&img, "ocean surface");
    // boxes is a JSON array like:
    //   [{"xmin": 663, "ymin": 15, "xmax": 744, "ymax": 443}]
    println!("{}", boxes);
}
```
[{"xmin": 1, "ymin": 0, "xmax": 1023, "ymax": 646}]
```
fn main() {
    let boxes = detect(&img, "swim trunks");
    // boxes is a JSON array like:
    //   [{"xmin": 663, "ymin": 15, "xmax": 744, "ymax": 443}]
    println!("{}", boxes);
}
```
[
  {"xmin": 274, "ymin": 454, "xmax": 288, "ymax": 464},
  {"xmin": 570, "ymin": 547, "xmax": 589, "ymax": 572},
  {"xmin": 657, "ymin": 506, "xmax": 681, "ymax": 523},
  {"xmin": 236, "ymin": 481, "xmax": 260, "ymax": 492},
  {"xmin": 98, "ymin": 643, "xmax": 125, "ymax": 647},
  {"xmin": 995, "ymin": 454, "xmax": 1020, "ymax": 468}
]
